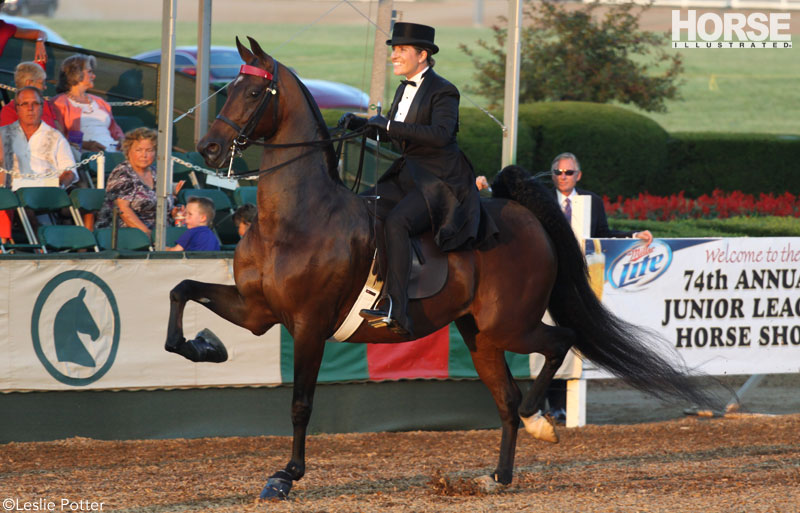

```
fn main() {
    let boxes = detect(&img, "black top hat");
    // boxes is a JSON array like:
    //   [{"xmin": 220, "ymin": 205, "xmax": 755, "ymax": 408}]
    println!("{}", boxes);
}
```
[{"xmin": 386, "ymin": 22, "xmax": 439, "ymax": 55}]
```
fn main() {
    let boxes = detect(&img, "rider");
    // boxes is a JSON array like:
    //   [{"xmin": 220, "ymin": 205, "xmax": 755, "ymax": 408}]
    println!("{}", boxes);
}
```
[{"xmin": 340, "ymin": 22, "xmax": 498, "ymax": 337}]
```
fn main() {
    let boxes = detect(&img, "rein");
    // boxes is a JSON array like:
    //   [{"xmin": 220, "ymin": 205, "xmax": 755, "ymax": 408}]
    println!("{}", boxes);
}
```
[{"xmin": 217, "ymin": 62, "xmax": 371, "ymax": 190}]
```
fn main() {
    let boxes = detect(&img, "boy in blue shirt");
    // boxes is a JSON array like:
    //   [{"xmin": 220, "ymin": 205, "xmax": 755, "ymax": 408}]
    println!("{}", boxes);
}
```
[{"xmin": 167, "ymin": 196, "xmax": 220, "ymax": 251}]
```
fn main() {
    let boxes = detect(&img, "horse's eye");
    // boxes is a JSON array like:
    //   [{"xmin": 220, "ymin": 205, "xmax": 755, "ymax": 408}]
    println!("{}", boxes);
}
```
[{"xmin": 249, "ymin": 89, "xmax": 261, "ymax": 98}]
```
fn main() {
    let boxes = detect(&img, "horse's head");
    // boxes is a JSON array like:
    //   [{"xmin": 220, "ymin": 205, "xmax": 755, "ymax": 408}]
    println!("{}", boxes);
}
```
[{"xmin": 198, "ymin": 36, "xmax": 281, "ymax": 168}]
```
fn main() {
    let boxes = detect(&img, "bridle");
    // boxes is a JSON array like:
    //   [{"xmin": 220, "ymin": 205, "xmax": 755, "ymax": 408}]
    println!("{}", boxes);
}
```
[
  {"xmin": 216, "ymin": 63, "xmax": 279, "ymax": 147},
  {"xmin": 211, "ymin": 59, "xmax": 369, "ymax": 187},
  {"xmin": 214, "ymin": 63, "xmax": 280, "ymax": 173}
]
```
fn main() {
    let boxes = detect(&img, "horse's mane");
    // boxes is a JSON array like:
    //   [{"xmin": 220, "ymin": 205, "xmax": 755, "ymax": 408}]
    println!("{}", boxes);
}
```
[{"xmin": 279, "ymin": 63, "xmax": 342, "ymax": 185}]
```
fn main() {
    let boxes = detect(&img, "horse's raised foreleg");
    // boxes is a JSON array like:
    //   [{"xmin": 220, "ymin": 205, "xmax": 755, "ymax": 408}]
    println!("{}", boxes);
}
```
[
  {"xmin": 516, "ymin": 322, "xmax": 575, "ymax": 442},
  {"xmin": 165, "ymin": 279, "xmax": 273, "ymax": 363},
  {"xmin": 260, "ymin": 328, "xmax": 327, "ymax": 500},
  {"xmin": 456, "ymin": 316, "xmax": 521, "ymax": 488}
]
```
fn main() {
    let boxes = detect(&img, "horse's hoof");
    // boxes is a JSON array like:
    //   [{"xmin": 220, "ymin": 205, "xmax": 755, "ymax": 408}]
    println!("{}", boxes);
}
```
[
  {"xmin": 260, "ymin": 470, "xmax": 293, "ymax": 501},
  {"xmin": 521, "ymin": 411, "xmax": 559, "ymax": 443},
  {"xmin": 166, "ymin": 329, "xmax": 228, "ymax": 363},
  {"xmin": 474, "ymin": 474, "xmax": 507, "ymax": 493},
  {"xmin": 193, "ymin": 328, "xmax": 228, "ymax": 362}
]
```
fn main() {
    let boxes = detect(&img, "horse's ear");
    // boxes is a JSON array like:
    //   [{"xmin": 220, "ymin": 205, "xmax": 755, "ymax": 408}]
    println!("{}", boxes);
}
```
[
  {"xmin": 78, "ymin": 288, "xmax": 87, "ymax": 299},
  {"xmin": 236, "ymin": 36, "xmax": 255, "ymax": 64},
  {"xmin": 246, "ymin": 36, "xmax": 270, "ymax": 64}
]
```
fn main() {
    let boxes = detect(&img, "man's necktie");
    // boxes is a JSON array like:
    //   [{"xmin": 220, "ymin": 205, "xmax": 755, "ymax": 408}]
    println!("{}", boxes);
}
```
[
  {"xmin": 401, "ymin": 80, "xmax": 416, "ymax": 87},
  {"xmin": 563, "ymin": 198, "xmax": 572, "ymax": 222}
]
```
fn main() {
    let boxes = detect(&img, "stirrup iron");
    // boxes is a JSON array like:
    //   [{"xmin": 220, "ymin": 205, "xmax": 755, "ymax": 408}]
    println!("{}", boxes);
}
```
[{"xmin": 366, "ymin": 296, "xmax": 393, "ymax": 329}]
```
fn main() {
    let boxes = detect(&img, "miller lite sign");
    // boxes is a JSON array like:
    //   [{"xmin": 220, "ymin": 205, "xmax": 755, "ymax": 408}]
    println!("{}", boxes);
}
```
[{"xmin": 608, "ymin": 240, "xmax": 673, "ymax": 291}]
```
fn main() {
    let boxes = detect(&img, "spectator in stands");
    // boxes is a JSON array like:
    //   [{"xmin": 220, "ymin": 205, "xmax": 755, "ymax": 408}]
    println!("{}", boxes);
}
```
[
  {"xmin": 0, "ymin": 61, "xmax": 60, "ymax": 130},
  {"xmin": 167, "ymin": 196, "xmax": 220, "ymax": 252},
  {"xmin": 95, "ymin": 127, "xmax": 183, "ymax": 237},
  {"xmin": 233, "ymin": 203, "xmax": 257, "ymax": 238},
  {"xmin": 52, "ymin": 54, "xmax": 124, "ymax": 153},
  {"xmin": 0, "ymin": 2, "xmax": 48, "ymax": 65},
  {"xmin": 0, "ymin": 86, "xmax": 77, "ymax": 190},
  {"xmin": 0, "ymin": 87, "xmax": 77, "ymax": 240}
]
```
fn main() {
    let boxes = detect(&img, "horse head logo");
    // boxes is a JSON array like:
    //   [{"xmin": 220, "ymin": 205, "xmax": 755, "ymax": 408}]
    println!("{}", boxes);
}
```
[{"xmin": 53, "ymin": 287, "xmax": 101, "ymax": 367}]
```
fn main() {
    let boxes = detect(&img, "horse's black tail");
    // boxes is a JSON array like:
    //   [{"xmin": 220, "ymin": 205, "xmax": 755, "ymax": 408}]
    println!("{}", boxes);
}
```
[{"xmin": 492, "ymin": 166, "xmax": 720, "ymax": 409}]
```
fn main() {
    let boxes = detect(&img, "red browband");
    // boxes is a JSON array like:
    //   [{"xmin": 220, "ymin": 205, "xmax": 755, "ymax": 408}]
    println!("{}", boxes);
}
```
[{"xmin": 239, "ymin": 64, "xmax": 273, "ymax": 81}]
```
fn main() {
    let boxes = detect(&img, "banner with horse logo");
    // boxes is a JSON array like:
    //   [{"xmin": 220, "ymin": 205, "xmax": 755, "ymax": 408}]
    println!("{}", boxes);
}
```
[{"xmin": 0, "ymin": 258, "xmax": 282, "ymax": 391}]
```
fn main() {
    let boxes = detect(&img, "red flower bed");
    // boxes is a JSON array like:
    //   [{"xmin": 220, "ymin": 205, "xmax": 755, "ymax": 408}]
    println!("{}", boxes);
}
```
[{"xmin": 604, "ymin": 190, "xmax": 800, "ymax": 221}]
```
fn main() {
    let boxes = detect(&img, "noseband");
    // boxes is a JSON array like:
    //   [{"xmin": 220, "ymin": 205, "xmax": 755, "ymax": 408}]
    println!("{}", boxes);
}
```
[{"xmin": 216, "ymin": 63, "xmax": 279, "ymax": 148}]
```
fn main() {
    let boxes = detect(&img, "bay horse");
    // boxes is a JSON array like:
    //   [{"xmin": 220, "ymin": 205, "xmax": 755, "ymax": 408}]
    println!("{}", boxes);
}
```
[{"xmin": 165, "ymin": 37, "xmax": 716, "ymax": 499}]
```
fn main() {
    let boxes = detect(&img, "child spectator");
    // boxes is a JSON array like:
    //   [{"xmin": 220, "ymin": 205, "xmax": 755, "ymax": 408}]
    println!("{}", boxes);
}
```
[
  {"xmin": 166, "ymin": 196, "xmax": 220, "ymax": 252},
  {"xmin": 233, "ymin": 203, "xmax": 257, "ymax": 238}
]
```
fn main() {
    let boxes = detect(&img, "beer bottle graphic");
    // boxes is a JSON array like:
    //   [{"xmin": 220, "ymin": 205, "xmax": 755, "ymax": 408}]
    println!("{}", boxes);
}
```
[{"xmin": 586, "ymin": 239, "xmax": 605, "ymax": 300}]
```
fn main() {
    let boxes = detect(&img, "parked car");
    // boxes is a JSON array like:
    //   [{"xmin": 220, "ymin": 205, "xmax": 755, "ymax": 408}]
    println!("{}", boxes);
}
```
[
  {"xmin": 0, "ymin": 14, "xmax": 68, "ymax": 44},
  {"xmin": 132, "ymin": 46, "xmax": 369, "ymax": 111},
  {"xmin": 1, "ymin": 0, "xmax": 57, "ymax": 17}
]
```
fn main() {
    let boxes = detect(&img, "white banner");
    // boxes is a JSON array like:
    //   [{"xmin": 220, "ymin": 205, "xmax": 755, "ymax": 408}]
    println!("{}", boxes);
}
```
[
  {"xmin": 0, "ymin": 258, "xmax": 281, "ymax": 392},
  {"xmin": 587, "ymin": 237, "xmax": 800, "ymax": 377}
]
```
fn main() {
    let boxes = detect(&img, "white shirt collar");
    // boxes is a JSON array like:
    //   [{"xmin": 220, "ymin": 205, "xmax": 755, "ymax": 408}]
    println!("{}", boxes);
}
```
[
  {"xmin": 405, "ymin": 66, "xmax": 429, "ymax": 87},
  {"xmin": 556, "ymin": 188, "xmax": 579, "ymax": 206}
]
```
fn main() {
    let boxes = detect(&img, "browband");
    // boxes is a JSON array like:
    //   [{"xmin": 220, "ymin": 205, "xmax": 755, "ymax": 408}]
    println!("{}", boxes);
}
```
[{"xmin": 240, "ymin": 64, "xmax": 273, "ymax": 81}]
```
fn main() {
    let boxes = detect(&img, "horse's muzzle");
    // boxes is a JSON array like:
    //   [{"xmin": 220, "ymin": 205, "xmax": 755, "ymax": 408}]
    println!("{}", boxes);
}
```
[{"xmin": 196, "ymin": 137, "xmax": 226, "ymax": 169}]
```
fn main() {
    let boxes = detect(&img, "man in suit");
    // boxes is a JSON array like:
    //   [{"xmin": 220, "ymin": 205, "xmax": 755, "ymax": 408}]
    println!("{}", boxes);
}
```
[
  {"xmin": 552, "ymin": 152, "xmax": 652, "ymax": 243},
  {"xmin": 340, "ymin": 22, "xmax": 498, "ymax": 337},
  {"xmin": 547, "ymin": 151, "xmax": 652, "ymax": 421}
]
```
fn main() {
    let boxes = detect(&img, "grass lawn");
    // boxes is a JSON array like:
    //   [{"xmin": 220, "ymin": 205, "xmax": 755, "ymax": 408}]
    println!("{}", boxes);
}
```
[{"xmin": 36, "ymin": 18, "xmax": 798, "ymax": 135}]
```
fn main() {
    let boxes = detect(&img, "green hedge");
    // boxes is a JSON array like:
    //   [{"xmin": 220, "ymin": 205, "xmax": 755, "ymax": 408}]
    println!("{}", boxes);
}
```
[
  {"xmin": 663, "ymin": 133, "xmax": 800, "ymax": 197},
  {"xmin": 458, "ymin": 102, "xmax": 671, "ymax": 198}
]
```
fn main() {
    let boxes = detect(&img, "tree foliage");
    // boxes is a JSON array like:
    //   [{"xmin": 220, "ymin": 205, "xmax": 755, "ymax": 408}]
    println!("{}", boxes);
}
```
[{"xmin": 460, "ymin": 0, "xmax": 683, "ymax": 112}]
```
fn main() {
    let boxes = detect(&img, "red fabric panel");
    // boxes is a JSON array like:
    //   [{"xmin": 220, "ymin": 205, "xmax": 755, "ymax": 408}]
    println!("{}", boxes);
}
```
[{"xmin": 367, "ymin": 327, "xmax": 450, "ymax": 380}]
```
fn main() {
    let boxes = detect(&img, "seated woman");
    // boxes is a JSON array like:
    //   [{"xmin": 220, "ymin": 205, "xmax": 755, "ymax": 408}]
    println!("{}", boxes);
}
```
[
  {"xmin": 52, "ymin": 54, "xmax": 124, "ymax": 153},
  {"xmin": 95, "ymin": 128, "xmax": 183, "ymax": 237},
  {"xmin": 0, "ymin": 61, "xmax": 60, "ymax": 130}
]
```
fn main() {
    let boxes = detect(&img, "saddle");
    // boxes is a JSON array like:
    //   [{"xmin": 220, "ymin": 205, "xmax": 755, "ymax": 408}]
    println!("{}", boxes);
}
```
[
  {"xmin": 329, "ymin": 197, "xmax": 449, "ymax": 342},
  {"xmin": 372, "ymin": 218, "xmax": 448, "ymax": 300}
]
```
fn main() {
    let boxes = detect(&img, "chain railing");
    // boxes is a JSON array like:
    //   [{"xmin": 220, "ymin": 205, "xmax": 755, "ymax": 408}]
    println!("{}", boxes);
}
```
[
  {"xmin": 0, "ymin": 82, "xmax": 154, "ymax": 107},
  {"xmin": 170, "ymin": 155, "xmax": 219, "ymax": 177},
  {"xmin": 1, "ymin": 151, "xmax": 105, "ymax": 181}
]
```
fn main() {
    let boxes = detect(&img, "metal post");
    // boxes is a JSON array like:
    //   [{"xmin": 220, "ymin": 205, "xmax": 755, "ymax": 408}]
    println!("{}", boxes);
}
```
[
  {"xmin": 194, "ymin": 0, "xmax": 212, "ymax": 145},
  {"xmin": 369, "ymin": 0, "xmax": 393, "ymax": 116},
  {"xmin": 501, "ymin": 0, "xmax": 522, "ymax": 168},
  {"xmin": 155, "ymin": 0, "xmax": 177, "ymax": 251},
  {"xmin": 473, "ymin": 0, "xmax": 484, "ymax": 27}
]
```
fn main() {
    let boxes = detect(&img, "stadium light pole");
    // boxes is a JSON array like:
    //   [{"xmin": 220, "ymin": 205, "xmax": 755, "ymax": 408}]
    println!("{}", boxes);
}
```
[
  {"xmin": 369, "ymin": 0, "xmax": 393, "ymax": 116},
  {"xmin": 501, "ymin": 0, "xmax": 522, "ymax": 168},
  {"xmin": 155, "ymin": 0, "xmax": 177, "ymax": 251},
  {"xmin": 194, "ymin": 0, "xmax": 212, "ymax": 145}
]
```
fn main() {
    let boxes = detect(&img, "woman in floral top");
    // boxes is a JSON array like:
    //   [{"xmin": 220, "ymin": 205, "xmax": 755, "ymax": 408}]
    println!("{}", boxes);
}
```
[{"xmin": 96, "ymin": 127, "xmax": 183, "ymax": 236}]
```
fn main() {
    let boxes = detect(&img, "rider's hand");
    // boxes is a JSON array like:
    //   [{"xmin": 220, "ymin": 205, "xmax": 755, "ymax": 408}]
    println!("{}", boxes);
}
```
[
  {"xmin": 338, "ymin": 112, "xmax": 366, "ymax": 131},
  {"xmin": 366, "ymin": 115, "xmax": 389, "ymax": 131}
]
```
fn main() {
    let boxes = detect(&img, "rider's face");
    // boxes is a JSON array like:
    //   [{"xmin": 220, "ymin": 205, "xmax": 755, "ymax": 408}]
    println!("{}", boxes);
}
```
[{"xmin": 390, "ymin": 45, "xmax": 427, "ymax": 78}]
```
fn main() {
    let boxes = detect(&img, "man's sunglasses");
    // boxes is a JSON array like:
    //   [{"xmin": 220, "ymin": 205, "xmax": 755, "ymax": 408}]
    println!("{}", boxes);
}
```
[{"xmin": 552, "ymin": 169, "xmax": 578, "ymax": 176}]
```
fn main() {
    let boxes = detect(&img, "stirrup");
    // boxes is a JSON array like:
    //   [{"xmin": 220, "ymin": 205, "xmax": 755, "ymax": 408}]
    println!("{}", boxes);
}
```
[{"xmin": 363, "ymin": 296, "xmax": 393, "ymax": 329}]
